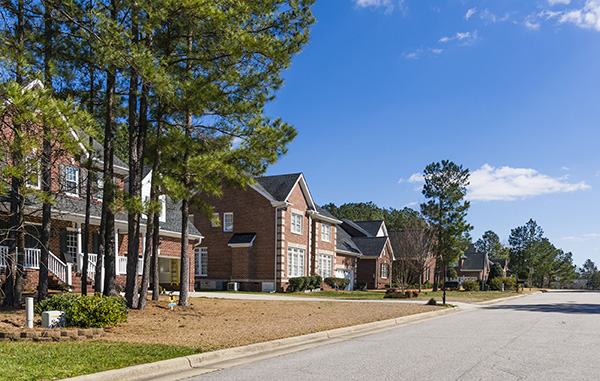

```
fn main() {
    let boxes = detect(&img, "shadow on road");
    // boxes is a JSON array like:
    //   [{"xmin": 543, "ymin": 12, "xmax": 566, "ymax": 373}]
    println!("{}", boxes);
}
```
[{"xmin": 485, "ymin": 303, "xmax": 600, "ymax": 315}]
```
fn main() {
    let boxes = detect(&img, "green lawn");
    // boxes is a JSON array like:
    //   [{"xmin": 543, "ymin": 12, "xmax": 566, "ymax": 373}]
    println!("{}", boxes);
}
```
[
  {"xmin": 288, "ymin": 289, "xmax": 519, "ymax": 302},
  {"xmin": 0, "ymin": 341, "xmax": 202, "ymax": 380}
]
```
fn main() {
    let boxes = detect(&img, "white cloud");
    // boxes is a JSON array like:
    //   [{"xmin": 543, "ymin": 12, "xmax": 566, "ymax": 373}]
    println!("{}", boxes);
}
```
[
  {"xmin": 404, "ymin": 48, "xmax": 422, "ymax": 59},
  {"xmin": 548, "ymin": 0, "xmax": 571, "ymax": 5},
  {"xmin": 429, "ymin": 48, "xmax": 443, "ymax": 54},
  {"xmin": 524, "ymin": 16, "xmax": 541, "ymax": 30},
  {"xmin": 467, "ymin": 164, "xmax": 591, "ymax": 201},
  {"xmin": 353, "ymin": 0, "xmax": 404, "ymax": 14},
  {"xmin": 560, "ymin": 233, "xmax": 600, "ymax": 242},
  {"xmin": 408, "ymin": 173, "xmax": 424, "ymax": 183},
  {"xmin": 439, "ymin": 31, "xmax": 479, "ymax": 45},
  {"xmin": 466, "ymin": 8, "xmax": 477, "ymax": 20},
  {"xmin": 404, "ymin": 201, "xmax": 419, "ymax": 208},
  {"xmin": 561, "ymin": 166, "xmax": 570, "ymax": 171}
]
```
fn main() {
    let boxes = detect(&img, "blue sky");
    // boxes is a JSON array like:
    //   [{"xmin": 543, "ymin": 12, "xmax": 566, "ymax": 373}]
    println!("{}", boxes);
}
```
[{"xmin": 264, "ymin": 0, "xmax": 600, "ymax": 268}]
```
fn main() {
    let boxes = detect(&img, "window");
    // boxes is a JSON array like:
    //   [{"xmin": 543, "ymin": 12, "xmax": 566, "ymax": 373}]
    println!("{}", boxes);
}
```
[
  {"xmin": 211, "ymin": 213, "xmax": 220, "ymax": 228},
  {"xmin": 195, "ymin": 247, "xmax": 208, "ymax": 276},
  {"xmin": 223, "ymin": 213, "xmax": 233, "ymax": 232},
  {"xmin": 64, "ymin": 165, "xmax": 79, "ymax": 195},
  {"xmin": 94, "ymin": 176, "xmax": 104, "ymax": 200},
  {"xmin": 66, "ymin": 231, "xmax": 77, "ymax": 263},
  {"xmin": 426, "ymin": 266, "xmax": 431, "ymax": 281},
  {"xmin": 318, "ymin": 254, "xmax": 333, "ymax": 278},
  {"xmin": 159, "ymin": 195, "xmax": 166, "ymax": 223},
  {"xmin": 321, "ymin": 224, "xmax": 331, "ymax": 242},
  {"xmin": 291, "ymin": 213, "xmax": 303, "ymax": 234},
  {"xmin": 287, "ymin": 247, "xmax": 305, "ymax": 278},
  {"xmin": 25, "ymin": 151, "xmax": 41, "ymax": 189},
  {"xmin": 380, "ymin": 263, "xmax": 389, "ymax": 279}
]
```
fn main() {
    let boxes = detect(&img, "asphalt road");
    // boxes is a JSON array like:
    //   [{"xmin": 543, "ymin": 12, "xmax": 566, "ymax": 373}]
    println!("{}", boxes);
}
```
[{"xmin": 186, "ymin": 291, "xmax": 600, "ymax": 381}]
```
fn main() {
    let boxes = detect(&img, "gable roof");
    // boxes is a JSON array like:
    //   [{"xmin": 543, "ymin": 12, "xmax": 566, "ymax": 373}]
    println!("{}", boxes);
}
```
[
  {"xmin": 351, "ymin": 236, "xmax": 388, "ymax": 258},
  {"xmin": 459, "ymin": 244, "xmax": 489, "ymax": 271},
  {"xmin": 252, "ymin": 173, "xmax": 316, "ymax": 211},
  {"xmin": 340, "ymin": 219, "xmax": 372, "ymax": 237},
  {"xmin": 354, "ymin": 220, "xmax": 386, "ymax": 237}
]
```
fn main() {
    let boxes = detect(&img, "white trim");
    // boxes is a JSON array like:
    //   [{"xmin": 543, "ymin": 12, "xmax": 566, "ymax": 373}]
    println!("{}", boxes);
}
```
[
  {"xmin": 223, "ymin": 212, "xmax": 233, "ymax": 232},
  {"xmin": 291, "ymin": 212, "xmax": 303, "ymax": 235}
]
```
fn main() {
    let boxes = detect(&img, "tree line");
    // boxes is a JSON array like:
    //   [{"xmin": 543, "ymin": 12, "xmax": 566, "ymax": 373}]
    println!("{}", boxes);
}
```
[{"xmin": 0, "ymin": 0, "xmax": 315, "ymax": 309}]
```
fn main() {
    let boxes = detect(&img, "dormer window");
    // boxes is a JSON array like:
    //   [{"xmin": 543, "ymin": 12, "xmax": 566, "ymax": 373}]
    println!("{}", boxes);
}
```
[
  {"xmin": 291, "ymin": 213, "xmax": 303, "ymax": 234},
  {"xmin": 62, "ymin": 165, "xmax": 79, "ymax": 196}
]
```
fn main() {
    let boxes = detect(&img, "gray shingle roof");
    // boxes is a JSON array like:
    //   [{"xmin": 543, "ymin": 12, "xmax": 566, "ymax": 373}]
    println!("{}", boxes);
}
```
[
  {"xmin": 336, "ymin": 227, "xmax": 362, "ymax": 255},
  {"xmin": 354, "ymin": 221, "xmax": 384, "ymax": 236},
  {"xmin": 460, "ymin": 245, "xmax": 488, "ymax": 271},
  {"xmin": 351, "ymin": 236, "xmax": 388, "ymax": 258},
  {"xmin": 340, "ymin": 219, "xmax": 372, "ymax": 237},
  {"xmin": 254, "ymin": 173, "xmax": 302, "ymax": 202}
]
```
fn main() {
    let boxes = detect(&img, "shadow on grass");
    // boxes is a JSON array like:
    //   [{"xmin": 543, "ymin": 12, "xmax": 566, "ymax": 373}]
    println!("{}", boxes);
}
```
[{"xmin": 485, "ymin": 303, "xmax": 600, "ymax": 315}]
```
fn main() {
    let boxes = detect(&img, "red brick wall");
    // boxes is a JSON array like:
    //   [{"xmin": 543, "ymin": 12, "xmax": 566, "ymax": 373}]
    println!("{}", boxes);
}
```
[{"xmin": 191, "ymin": 185, "xmax": 277, "ymax": 289}]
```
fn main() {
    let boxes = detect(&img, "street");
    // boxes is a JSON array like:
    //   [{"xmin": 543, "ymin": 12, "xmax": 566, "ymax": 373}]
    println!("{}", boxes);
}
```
[{"xmin": 187, "ymin": 291, "xmax": 600, "ymax": 380}]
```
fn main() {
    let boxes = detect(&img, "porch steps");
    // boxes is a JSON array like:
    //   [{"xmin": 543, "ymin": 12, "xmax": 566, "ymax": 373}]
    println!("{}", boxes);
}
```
[{"xmin": 48, "ymin": 271, "xmax": 96, "ymax": 294}]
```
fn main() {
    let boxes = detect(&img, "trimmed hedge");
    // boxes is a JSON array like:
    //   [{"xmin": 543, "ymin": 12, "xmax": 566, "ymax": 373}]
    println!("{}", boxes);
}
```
[
  {"xmin": 35, "ymin": 293, "xmax": 128, "ymax": 328},
  {"xmin": 288, "ymin": 276, "xmax": 323, "ymax": 292},
  {"xmin": 324, "ymin": 277, "xmax": 350, "ymax": 290},
  {"xmin": 383, "ymin": 289, "xmax": 419, "ymax": 299},
  {"xmin": 462, "ymin": 280, "xmax": 479, "ymax": 291},
  {"xmin": 489, "ymin": 277, "xmax": 504, "ymax": 291},
  {"xmin": 355, "ymin": 281, "xmax": 366, "ymax": 291}
]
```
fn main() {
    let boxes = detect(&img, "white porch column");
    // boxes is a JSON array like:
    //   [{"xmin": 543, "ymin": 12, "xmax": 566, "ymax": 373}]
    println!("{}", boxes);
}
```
[
  {"xmin": 115, "ymin": 228, "xmax": 119, "ymax": 275},
  {"xmin": 76, "ymin": 223, "xmax": 82, "ymax": 272}
]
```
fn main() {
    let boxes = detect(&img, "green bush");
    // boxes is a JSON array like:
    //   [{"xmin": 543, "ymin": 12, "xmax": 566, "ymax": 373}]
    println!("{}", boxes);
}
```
[
  {"xmin": 489, "ymin": 277, "xmax": 503, "ymax": 291},
  {"xmin": 355, "ymin": 281, "xmax": 366, "ymax": 291},
  {"xmin": 288, "ymin": 277, "xmax": 306, "ymax": 292},
  {"xmin": 426, "ymin": 298, "xmax": 438, "ymax": 306},
  {"xmin": 383, "ymin": 289, "xmax": 418, "ymax": 299},
  {"xmin": 444, "ymin": 281, "xmax": 460, "ymax": 291},
  {"xmin": 315, "ymin": 275, "xmax": 323, "ymax": 288},
  {"xmin": 35, "ymin": 293, "xmax": 128, "ymax": 328},
  {"xmin": 503, "ymin": 277, "xmax": 516, "ymax": 291},
  {"xmin": 324, "ymin": 277, "xmax": 351, "ymax": 290},
  {"xmin": 462, "ymin": 280, "xmax": 479, "ymax": 291},
  {"xmin": 35, "ymin": 293, "xmax": 79, "ymax": 315},
  {"xmin": 518, "ymin": 270, "xmax": 529, "ymax": 280},
  {"xmin": 446, "ymin": 268, "xmax": 457, "ymax": 279}
]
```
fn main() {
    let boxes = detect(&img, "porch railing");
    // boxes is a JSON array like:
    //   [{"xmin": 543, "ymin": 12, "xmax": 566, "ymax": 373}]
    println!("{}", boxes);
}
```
[
  {"xmin": 24, "ymin": 248, "xmax": 41, "ymax": 269},
  {"xmin": 116, "ymin": 256, "xmax": 144, "ymax": 276},
  {"xmin": 0, "ymin": 246, "xmax": 7, "ymax": 267},
  {"xmin": 48, "ymin": 251, "xmax": 71, "ymax": 285}
]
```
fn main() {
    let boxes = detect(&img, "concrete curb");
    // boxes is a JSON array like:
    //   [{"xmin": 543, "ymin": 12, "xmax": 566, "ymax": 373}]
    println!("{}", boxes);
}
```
[{"xmin": 66, "ymin": 306, "xmax": 459, "ymax": 381}]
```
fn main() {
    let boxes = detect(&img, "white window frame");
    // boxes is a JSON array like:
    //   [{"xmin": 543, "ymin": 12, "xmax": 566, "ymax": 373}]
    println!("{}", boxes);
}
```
[
  {"xmin": 321, "ymin": 223, "xmax": 331, "ymax": 242},
  {"xmin": 291, "ymin": 213, "xmax": 303, "ymax": 235},
  {"xmin": 195, "ymin": 247, "xmax": 208, "ymax": 276},
  {"xmin": 380, "ymin": 263, "xmax": 389, "ymax": 279},
  {"xmin": 318, "ymin": 254, "xmax": 333, "ymax": 278},
  {"xmin": 426, "ymin": 266, "xmax": 431, "ymax": 281},
  {"xmin": 64, "ymin": 165, "xmax": 79, "ymax": 196},
  {"xmin": 95, "ymin": 176, "xmax": 104, "ymax": 200},
  {"xmin": 66, "ymin": 231, "xmax": 78, "ymax": 262},
  {"xmin": 223, "ymin": 212, "xmax": 233, "ymax": 232},
  {"xmin": 287, "ymin": 247, "xmax": 305, "ymax": 278},
  {"xmin": 211, "ymin": 213, "xmax": 220, "ymax": 228},
  {"xmin": 159, "ymin": 195, "xmax": 166, "ymax": 223}
]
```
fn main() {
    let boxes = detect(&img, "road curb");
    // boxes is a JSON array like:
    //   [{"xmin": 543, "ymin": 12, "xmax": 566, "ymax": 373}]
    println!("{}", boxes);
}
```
[
  {"xmin": 475, "ymin": 293, "xmax": 529, "ymax": 305},
  {"xmin": 66, "ymin": 306, "xmax": 458, "ymax": 381}
]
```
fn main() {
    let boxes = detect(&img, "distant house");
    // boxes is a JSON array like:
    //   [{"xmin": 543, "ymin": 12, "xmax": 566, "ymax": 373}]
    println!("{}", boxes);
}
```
[
  {"xmin": 338, "ymin": 220, "xmax": 395, "ymax": 289},
  {"xmin": 489, "ymin": 257, "xmax": 508, "ymax": 278},
  {"xmin": 454, "ymin": 244, "xmax": 491, "ymax": 283}
]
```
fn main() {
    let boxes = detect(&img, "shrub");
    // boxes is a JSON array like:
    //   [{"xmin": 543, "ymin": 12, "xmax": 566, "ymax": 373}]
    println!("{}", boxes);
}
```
[
  {"xmin": 288, "ymin": 277, "xmax": 306, "ymax": 292},
  {"xmin": 518, "ymin": 270, "xmax": 529, "ymax": 280},
  {"xmin": 383, "ymin": 289, "xmax": 409, "ymax": 299},
  {"xmin": 444, "ymin": 281, "xmax": 460, "ymax": 291},
  {"xmin": 324, "ymin": 277, "xmax": 350, "ymax": 290},
  {"xmin": 489, "ymin": 277, "xmax": 503, "ymax": 291},
  {"xmin": 35, "ymin": 293, "xmax": 79, "ymax": 314},
  {"xmin": 307, "ymin": 276, "xmax": 317, "ymax": 290},
  {"xmin": 446, "ymin": 268, "xmax": 457, "ymax": 279},
  {"xmin": 35, "ymin": 293, "xmax": 128, "ymax": 328},
  {"xmin": 315, "ymin": 275, "xmax": 323, "ymax": 288},
  {"xmin": 355, "ymin": 281, "xmax": 366, "ymax": 291},
  {"xmin": 462, "ymin": 280, "xmax": 479, "ymax": 291},
  {"xmin": 503, "ymin": 277, "xmax": 516, "ymax": 291},
  {"xmin": 426, "ymin": 298, "xmax": 438, "ymax": 306}
]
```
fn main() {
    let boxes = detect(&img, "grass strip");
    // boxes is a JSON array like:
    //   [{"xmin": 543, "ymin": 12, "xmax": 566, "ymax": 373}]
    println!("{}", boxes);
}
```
[{"xmin": 0, "ymin": 341, "xmax": 202, "ymax": 380}]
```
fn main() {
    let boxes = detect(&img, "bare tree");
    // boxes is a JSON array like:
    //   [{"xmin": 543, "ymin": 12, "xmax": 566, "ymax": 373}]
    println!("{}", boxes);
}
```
[{"xmin": 390, "ymin": 229, "xmax": 433, "ymax": 292}]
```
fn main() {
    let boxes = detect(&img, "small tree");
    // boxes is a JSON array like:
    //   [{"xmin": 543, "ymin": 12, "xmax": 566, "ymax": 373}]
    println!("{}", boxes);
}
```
[
  {"xmin": 421, "ymin": 160, "xmax": 472, "ymax": 305},
  {"xmin": 488, "ymin": 262, "xmax": 504, "ymax": 281}
]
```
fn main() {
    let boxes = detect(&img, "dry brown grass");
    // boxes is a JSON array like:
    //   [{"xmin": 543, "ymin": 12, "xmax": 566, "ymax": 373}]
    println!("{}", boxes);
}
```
[{"xmin": 2, "ymin": 295, "xmax": 441, "ymax": 350}]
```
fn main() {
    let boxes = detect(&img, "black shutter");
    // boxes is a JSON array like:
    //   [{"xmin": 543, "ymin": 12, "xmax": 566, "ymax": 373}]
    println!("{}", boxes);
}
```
[
  {"xmin": 59, "ymin": 164, "xmax": 65, "ymax": 193},
  {"xmin": 59, "ymin": 228, "xmax": 67, "ymax": 262},
  {"xmin": 92, "ymin": 232, "xmax": 99, "ymax": 255}
]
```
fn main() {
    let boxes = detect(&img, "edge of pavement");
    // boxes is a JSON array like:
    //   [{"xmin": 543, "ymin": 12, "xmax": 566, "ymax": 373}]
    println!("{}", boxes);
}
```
[{"xmin": 65, "ymin": 305, "xmax": 461, "ymax": 381}]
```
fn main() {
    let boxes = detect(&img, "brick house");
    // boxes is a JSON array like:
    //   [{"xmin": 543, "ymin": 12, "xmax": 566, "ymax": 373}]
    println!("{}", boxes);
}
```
[
  {"xmin": 454, "ymin": 244, "xmax": 491, "ymax": 283},
  {"xmin": 0, "ymin": 87, "xmax": 201, "ymax": 293},
  {"xmin": 338, "ymin": 220, "xmax": 395, "ymax": 289},
  {"xmin": 192, "ymin": 173, "xmax": 347, "ymax": 292}
]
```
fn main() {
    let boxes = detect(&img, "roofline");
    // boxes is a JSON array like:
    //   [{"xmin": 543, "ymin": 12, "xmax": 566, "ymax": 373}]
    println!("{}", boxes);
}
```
[
  {"xmin": 285, "ymin": 173, "xmax": 316, "ymax": 211},
  {"xmin": 336, "ymin": 249, "xmax": 361, "ymax": 257},
  {"xmin": 307, "ymin": 210, "xmax": 342, "ymax": 225}
]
